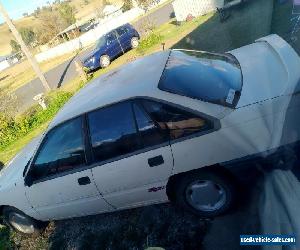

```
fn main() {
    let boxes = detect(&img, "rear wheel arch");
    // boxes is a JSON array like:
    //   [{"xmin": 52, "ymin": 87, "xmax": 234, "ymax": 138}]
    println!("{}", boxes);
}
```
[{"xmin": 166, "ymin": 164, "xmax": 238, "ymax": 202}]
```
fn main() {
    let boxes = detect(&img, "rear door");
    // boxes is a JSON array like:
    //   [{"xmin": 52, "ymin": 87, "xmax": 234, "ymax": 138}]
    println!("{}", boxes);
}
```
[
  {"xmin": 116, "ymin": 26, "xmax": 131, "ymax": 50},
  {"xmin": 87, "ymin": 100, "xmax": 174, "ymax": 210},
  {"xmin": 106, "ymin": 32, "xmax": 122, "ymax": 58},
  {"xmin": 25, "ymin": 116, "xmax": 113, "ymax": 220}
]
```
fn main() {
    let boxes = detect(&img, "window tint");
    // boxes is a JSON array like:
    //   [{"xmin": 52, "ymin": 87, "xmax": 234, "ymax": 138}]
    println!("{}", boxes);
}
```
[
  {"xmin": 141, "ymin": 100, "xmax": 212, "ymax": 139},
  {"xmin": 106, "ymin": 32, "xmax": 116, "ymax": 44},
  {"xmin": 133, "ymin": 102, "xmax": 169, "ymax": 147},
  {"xmin": 88, "ymin": 102, "xmax": 140, "ymax": 162},
  {"xmin": 32, "ymin": 117, "xmax": 85, "ymax": 179},
  {"xmin": 159, "ymin": 50, "xmax": 242, "ymax": 108},
  {"xmin": 116, "ymin": 27, "xmax": 128, "ymax": 36}
]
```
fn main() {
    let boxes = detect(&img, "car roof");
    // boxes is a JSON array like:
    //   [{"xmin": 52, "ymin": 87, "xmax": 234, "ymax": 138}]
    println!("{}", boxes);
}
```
[{"xmin": 49, "ymin": 51, "xmax": 170, "ymax": 129}]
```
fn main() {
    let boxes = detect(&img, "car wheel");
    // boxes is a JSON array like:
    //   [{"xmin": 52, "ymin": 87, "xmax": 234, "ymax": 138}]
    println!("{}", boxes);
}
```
[
  {"xmin": 174, "ymin": 171, "xmax": 236, "ymax": 217},
  {"xmin": 3, "ymin": 207, "xmax": 46, "ymax": 235},
  {"xmin": 100, "ymin": 55, "xmax": 110, "ymax": 68},
  {"xmin": 131, "ymin": 37, "xmax": 139, "ymax": 48}
]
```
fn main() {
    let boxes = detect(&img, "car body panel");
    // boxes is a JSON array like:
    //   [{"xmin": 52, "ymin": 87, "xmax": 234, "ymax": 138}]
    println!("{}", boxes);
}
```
[
  {"xmin": 1, "ymin": 34, "xmax": 300, "ymax": 222},
  {"xmin": 25, "ymin": 168, "xmax": 114, "ymax": 221},
  {"xmin": 230, "ymin": 35, "xmax": 300, "ymax": 108},
  {"xmin": 91, "ymin": 144, "xmax": 173, "ymax": 209}
]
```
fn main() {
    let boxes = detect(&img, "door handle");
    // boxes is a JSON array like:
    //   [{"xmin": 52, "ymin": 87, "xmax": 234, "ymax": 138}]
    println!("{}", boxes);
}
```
[
  {"xmin": 148, "ymin": 155, "xmax": 164, "ymax": 167},
  {"xmin": 78, "ymin": 176, "xmax": 91, "ymax": 186}
]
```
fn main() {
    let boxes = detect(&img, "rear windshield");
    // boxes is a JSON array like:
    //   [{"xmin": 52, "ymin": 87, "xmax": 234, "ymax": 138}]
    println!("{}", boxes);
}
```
[{"xmin": 158, "ymin": 50, "xmax": 242, "ymax": 108}]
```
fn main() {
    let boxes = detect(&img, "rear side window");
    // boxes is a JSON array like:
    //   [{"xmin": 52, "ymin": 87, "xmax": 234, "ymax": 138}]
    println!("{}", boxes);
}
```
[
  {"xmin": 116, "ymin": 27, "xmax": 129, "ymax": 36},
  {"xmin": 133, "ymin": 102, "xmax": 169, "ymax": 147},
  {"xmin": 159, "ymin": 50, "xmax": 242, "ymax": 108},
  {"xmin": 32, "ymin": 117, "xmax": 86, "ymax": 179},
  {"xmin": 88, "ymin": 102, "xmax": 140, "ymax": 162},
  {"xmin": 141, "ymin": 99, "xmax": 212, "ymax": 140}
]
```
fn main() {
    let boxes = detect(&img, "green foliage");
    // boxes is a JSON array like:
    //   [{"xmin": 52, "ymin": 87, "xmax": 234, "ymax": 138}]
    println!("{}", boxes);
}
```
[
  {"xmin": 9, "ymin": 40, "xmax": 21, "ymax": 54},
  {"xmin": 137, "ymin": 32, "xmax": 163, "ymax": 54},
  {"xmin": 0, "ymin": 226, "xmax": 14, "ymax": 250},
  {"xmin": 58, "ymin": 2, "xmax": 76, "ymax": 26},
  {"xmin": 122, "ymin": 0, "xmax": 133, "ymax": 11},
  {"xmin": 19, "ymin": 27, "xmax": 36, "ymax": 47},
  {"xmin": 0, "ymin": 91, "xmax": 72, "ymax": 150}
]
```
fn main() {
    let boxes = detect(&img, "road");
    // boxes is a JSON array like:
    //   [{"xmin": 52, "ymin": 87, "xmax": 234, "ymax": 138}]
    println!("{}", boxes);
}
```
[{"xmin": 14, "ymin": 3, "xmax": 174, "ymax": 111}]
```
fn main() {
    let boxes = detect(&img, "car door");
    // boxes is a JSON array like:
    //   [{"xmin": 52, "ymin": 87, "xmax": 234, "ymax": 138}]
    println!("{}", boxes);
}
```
[
  {"xmin": 106, "ymin": 32, "xmax": 122, "ymax": 58},
  {"xmin": 87, "ymin": 100, "xmax": 174, "ymax": 210},
  {"xmin": 116, "ymin": 26, "xmax": 131, "ymax": 50},
  {"xmin": 25, "ymin": 116, "xmax": 114, "ymax": 221},
  {"xmin": 141, "ymin": 99, "xmax": 220, "ymax": 175}
]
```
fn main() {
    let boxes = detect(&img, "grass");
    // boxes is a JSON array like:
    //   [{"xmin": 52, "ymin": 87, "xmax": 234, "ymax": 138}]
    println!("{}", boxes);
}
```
[
  {"xmin": 0, "ymin": 16, "xmax": 40, "ymax": 56},
  {"xmin": 0, "ymin": 51, "xmax": 78, "ymax": 93},
  {"xmin": 0, "ymin": 123, "xmax": 48, "ymax": 164}
]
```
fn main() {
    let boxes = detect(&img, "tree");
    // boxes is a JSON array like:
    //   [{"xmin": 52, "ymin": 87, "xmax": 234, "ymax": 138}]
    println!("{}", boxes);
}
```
[
  {"xmin": 36, "ymin": 11, "xmax": 67, "ymax": 44},
  {"xmin": 122, "ymin": 0, "xmax": 133, "ymax": 11},
  {"xmin": 22, "ymin": 12, "xmax": 28, "ymax": 17},
  {"xmin": 10, "ymin": 39, "xmax": 21, "ymax": 55},
  {"xmin": 58, "ymin": 2, "xmax": 76, "ymax": 26},
  {"xmin": 19, "ymin": 27, "xmax": 36, "ymax": 47}
]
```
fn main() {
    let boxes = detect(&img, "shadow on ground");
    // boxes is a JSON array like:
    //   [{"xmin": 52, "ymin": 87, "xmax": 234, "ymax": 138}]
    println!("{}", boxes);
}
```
[{"xmin": 171, "ymin": 0, "xmax": 273, "ymax": 52}]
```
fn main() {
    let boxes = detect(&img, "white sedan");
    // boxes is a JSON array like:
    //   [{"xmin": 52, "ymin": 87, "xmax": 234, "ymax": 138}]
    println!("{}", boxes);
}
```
[{"xmin": 1, "ymin": 34, "xmax": 300, "ymax": 235}]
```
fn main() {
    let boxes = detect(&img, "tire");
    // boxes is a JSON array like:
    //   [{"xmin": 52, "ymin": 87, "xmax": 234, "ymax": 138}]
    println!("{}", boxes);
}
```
[
  {"xmin": 100, "ymin": 55, "xmax": 110, "ymax": 68},
  {"xmin": 174, "ymin": 170, "xmax": 236, "ymax": 217},
  {"xmin": 131, "ymin": 37, "xmax": 139, "ymax": 49},
  {"xmin": 3, "ymin": 207, "xmax": 46, "ymax": 235}
]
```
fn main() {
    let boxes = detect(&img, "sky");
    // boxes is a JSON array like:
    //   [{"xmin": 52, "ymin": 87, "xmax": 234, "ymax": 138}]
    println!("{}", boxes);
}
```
[{"xmin": 0, "ymin": 0, "xmax": 55, "ymax": 23}]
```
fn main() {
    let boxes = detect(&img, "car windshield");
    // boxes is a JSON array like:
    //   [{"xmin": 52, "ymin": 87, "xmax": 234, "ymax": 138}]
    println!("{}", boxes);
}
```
[
  {"xmin": 96, "ymin": 36, "xmax": 106, "ymax": 48},
  {"xmin": 158, "ymin": 50, "xmax": 242, "ymax": 108}
]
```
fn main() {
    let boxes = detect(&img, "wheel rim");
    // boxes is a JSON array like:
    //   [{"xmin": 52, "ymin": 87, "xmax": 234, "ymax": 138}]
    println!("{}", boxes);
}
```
[
  {"xmin": 9, "ymin": 212, "xmax": 35, "ymax": 234},
  {"xmin": 131, "ymin": 38, "xmax": 139, "ymax": 48},
  {"xmin": 185, "ymin": 180, "xmax": 226, "ymax": 212},
  {"xmin": 101, "ymin": 56, "xmax": 110, "ymax": 67}
]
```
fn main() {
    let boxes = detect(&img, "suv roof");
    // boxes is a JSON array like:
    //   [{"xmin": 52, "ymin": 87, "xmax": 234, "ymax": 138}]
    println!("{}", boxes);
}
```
[{"xmin": 49, "ymin": 51, "xmax": 170, "ymax": 129}]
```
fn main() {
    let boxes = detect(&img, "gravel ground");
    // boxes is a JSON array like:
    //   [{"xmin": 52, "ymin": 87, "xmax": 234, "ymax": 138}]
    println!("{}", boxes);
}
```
[{"xmin": 10, "ymin": 203, "xmax": 209, "ymax": 250}]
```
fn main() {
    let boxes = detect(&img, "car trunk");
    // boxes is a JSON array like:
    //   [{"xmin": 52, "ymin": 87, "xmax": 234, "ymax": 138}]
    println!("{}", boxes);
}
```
[{"xmin": 229, "ymin": 35, "xmax": 300, "ymax": 108}]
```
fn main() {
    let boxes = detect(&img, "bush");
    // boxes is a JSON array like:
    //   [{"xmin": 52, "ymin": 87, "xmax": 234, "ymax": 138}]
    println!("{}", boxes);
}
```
[
  {"xmin": 0, "ymin": 91, "xmax": 72, "ymax": 150},
  {"xmin": 0, "ymin": 226, "xmax": 14, "ymax": 249},
  {"xmin": 137, "ymin": 32, "xmax": 163, "ymax": 54}
]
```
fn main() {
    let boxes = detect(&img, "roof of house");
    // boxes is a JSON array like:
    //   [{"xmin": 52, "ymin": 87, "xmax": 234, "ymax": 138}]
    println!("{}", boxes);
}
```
[{"xmin": 49, "ymin": 51, "xmax": 170, "ymax": 129}]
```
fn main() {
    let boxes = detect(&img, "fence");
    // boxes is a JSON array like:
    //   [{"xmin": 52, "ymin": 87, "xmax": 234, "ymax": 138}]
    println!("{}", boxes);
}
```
[
  {"xmin": 35, "ymin": 7, "xmax": 144, "ymax": 63},
  {"xmin": 172, "ymin": 0, "xmax": 224, "ymax": 21},
  {"xmin": 0, "ymin": 60, "xmax": 10, "ymax": 71}
]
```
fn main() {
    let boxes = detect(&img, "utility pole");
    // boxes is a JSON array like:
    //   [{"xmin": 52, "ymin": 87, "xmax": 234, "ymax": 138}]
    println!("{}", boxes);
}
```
[{"xmin": 0, "ymin": 1, "xmax": 51, "ymax": 92}]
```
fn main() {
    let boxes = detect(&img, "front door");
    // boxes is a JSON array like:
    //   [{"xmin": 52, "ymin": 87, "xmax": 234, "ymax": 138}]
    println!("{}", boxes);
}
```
[
  {"xmin": 87, "ymin": 100, "xmax": 174, "ymax": 209},
  {"xmin": 25, "ymin": 116, "xmax": 113, "ymax": 221}
]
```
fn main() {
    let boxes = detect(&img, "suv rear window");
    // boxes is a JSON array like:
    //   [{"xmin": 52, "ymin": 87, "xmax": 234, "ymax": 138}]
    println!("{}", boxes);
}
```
[{"xmin": 158, "ymin": 50, "xmax": 242, "ymax": 108}]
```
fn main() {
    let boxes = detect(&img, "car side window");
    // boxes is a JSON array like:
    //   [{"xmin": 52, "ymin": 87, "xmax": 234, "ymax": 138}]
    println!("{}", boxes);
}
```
[
  {"xmin": 106, "ymin": 33, "xmax": 116, "ymax": 45},
  {"xmin": 133, "ymin": 102, "xmax": 169, "ymax": 147},
  {"xmin": 116, "ymin": 27, "xmax": 128, "ymax": 36},
  {"xmin": 88, "ymin": 102, "xmax": 141, "ymax": 162},
  {"xmin": 141, "ymin": 99, "xmax": 213, "ymax": 140},
  {"xmin": 31, "ymin": 117, "xmax": 86, "ymax": 180}
]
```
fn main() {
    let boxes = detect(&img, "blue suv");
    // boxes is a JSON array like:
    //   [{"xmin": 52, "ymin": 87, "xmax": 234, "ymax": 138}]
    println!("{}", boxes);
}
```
[{"xmin": 82, "ymin": 23, "xmax": 140, "ymax": 71}]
